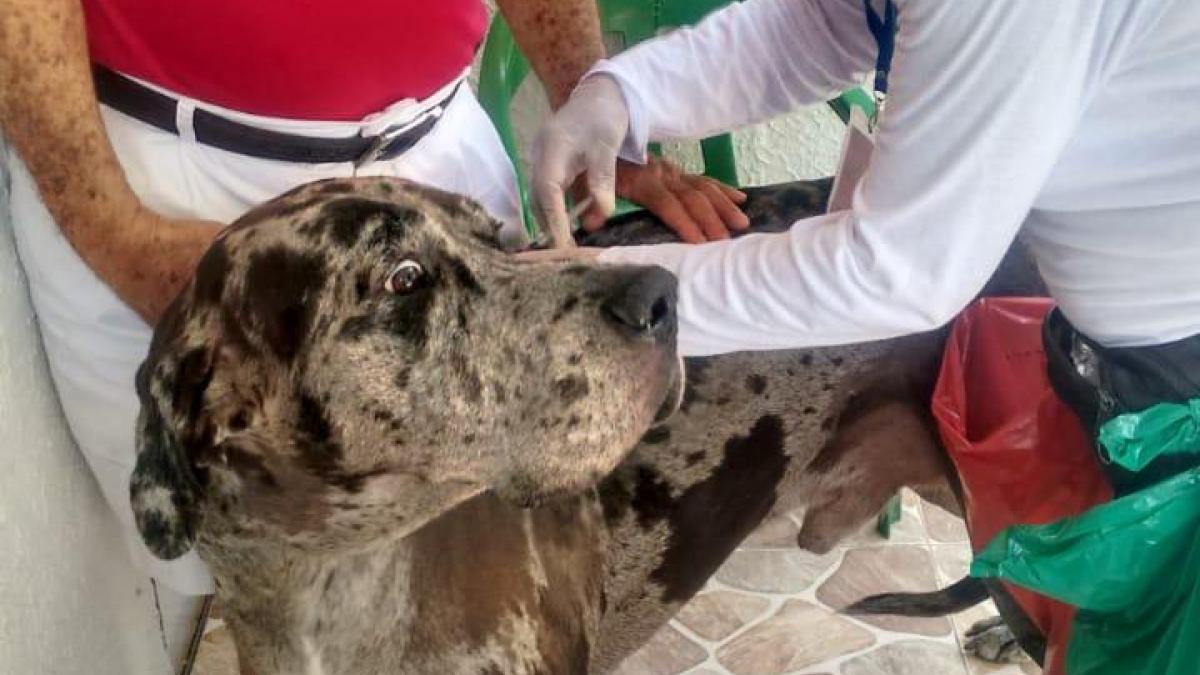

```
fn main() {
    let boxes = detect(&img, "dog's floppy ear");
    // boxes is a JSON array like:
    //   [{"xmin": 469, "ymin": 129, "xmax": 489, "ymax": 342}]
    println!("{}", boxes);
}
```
[
  {"xmin": 131, "ymin": 388, "xmax": 202, "ymax": 560},
  {"xmin": 129, "ymin": 306, "xmax": 211, "ymax": 560}
]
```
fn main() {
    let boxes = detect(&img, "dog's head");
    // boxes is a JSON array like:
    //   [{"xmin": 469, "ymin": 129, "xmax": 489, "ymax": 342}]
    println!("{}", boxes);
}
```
[{"xmin": 130, "ymin": 178, "xmax": 681, "ymax": 559}]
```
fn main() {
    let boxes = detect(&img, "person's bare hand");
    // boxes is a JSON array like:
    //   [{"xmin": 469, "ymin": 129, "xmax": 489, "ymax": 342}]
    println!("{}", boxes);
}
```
[{"xmin": 575, "ymin": 157, "xmax": 749, "ymax": 244}]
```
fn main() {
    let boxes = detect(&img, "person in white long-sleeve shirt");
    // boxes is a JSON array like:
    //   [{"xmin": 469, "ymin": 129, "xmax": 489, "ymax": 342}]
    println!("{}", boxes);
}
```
[
  {"xmin": 528, "ymin": 0, "xmax": 1200, "ymax": 500},
  {"xmin": 530, "ymin": 0, "xmax": 1200, "ymax": 357}
]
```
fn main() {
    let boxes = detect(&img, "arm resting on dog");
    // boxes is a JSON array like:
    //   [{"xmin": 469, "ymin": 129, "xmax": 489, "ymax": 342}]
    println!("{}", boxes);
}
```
[
  {"xmin": 596, "ymin": 0, "xmax": 1102, "ymax": 356},
  {"xmin": 0, "ymin": 0, "xmax": 222, "ymax": 324}
]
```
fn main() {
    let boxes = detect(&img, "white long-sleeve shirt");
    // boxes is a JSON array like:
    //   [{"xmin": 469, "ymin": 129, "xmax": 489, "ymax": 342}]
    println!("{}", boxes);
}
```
[{"xmin": 593, "ymin": 0, "xmax": 1200, "ymax": 356}]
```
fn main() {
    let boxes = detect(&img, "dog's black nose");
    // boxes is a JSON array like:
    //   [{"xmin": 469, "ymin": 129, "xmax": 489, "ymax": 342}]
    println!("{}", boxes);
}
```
[{"xmin": 602, "ymin": 267, "xmax": 677, "ymax": 343}]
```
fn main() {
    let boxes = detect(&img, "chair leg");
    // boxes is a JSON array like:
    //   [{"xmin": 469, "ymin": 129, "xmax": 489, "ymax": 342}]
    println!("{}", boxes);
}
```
[{"xmin": 876, "ymin": 493, "xmax": 903, "ymax": 538}]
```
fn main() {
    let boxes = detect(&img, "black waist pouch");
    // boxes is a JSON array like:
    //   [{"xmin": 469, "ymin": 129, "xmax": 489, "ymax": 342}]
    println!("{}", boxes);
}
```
[{"xmin": 1043, "ymin": 309, "xmax": 1200, "ymax": 495}]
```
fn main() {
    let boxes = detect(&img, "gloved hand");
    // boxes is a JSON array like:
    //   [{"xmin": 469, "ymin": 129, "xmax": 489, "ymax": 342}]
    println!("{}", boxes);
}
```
[{"xmin": 531, "ymin": 74, "xmax": 629, "ymax": 248}]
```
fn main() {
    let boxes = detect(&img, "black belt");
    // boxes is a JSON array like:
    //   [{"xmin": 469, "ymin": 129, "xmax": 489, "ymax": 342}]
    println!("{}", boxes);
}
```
[{"xmin": 91, "ymin": 66, "xmax": 455, "ymax": 166}]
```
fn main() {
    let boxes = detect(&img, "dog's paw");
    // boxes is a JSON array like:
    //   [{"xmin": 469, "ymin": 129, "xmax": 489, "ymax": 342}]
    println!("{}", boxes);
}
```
[{"xmin": 963, "ymin": 615, "xmax": 1027, "ymax": 664}]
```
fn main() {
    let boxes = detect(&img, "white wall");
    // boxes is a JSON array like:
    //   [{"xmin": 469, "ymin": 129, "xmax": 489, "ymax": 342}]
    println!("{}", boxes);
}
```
[{"xmin": 0, "ymin": 137, "xmax": 170, "ymax": 675}]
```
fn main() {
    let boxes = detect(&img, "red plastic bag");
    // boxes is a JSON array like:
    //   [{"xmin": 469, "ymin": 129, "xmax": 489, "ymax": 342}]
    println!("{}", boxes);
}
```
[{"xmin": 932, "ymin": 298, "xmax": 1113, "ymax": 674}]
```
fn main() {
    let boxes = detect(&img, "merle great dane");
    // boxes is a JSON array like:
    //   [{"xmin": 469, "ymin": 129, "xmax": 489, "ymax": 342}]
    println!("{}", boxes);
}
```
[{"xmin": 130, "ymin": 176, "xmax": 1041, "ymax": 674}]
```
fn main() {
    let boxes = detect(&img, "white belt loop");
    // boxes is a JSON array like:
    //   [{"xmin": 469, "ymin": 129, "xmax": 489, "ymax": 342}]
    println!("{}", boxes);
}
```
[
  {"xmin": 358, "ymin": 69, "xmax": 468, "ymax": 138},
  {"xmin": 175, "ymin": 100, "xmax": 197, "ymax": 144}
]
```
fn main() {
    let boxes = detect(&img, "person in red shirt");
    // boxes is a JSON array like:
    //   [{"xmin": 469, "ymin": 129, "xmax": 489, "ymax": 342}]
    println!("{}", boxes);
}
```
[{"xmin": 0, "ymin": 1, "xmax": 748, "ymax": 670}]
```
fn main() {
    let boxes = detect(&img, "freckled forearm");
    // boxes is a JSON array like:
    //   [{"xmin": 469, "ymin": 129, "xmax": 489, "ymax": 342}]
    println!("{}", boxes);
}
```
[
  {"xmin": 0, "ymin": 0, "xmax": 217, "ymax": 324},
  {"xmin": 0, "ymin": 0, "xmax": 140, "ymax": 243},
  {"xmin": 496, "ymin": 0, "xmax": 605, "ymax": 109}
]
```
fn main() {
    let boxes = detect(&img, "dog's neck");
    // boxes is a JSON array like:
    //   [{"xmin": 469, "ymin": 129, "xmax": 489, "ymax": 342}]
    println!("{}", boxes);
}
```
[
  {"xmin": 200, "ymin": 492, "xmax": 607, "ymax": 675},
  {"xmin": 204, "ymin": 529, "xmax": 424, "ymax": 675}
]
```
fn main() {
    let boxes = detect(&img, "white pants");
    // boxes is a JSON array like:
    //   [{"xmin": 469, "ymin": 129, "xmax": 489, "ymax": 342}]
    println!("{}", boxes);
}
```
[{"xmin": 5, "ymin": 79, "xmax": 520, "ymax": 666}]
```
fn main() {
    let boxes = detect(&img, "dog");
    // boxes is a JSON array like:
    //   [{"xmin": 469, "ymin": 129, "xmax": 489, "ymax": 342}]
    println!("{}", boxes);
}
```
[{"xmin": 131, "ymin": 176, "xmax": 1038, "ymax": 674}]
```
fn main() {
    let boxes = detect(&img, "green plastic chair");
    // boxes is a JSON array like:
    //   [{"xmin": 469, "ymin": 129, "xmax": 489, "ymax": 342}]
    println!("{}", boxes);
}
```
[{"xmin": 477, "ymin": 0, "xmax": 876, "ymax": 242}]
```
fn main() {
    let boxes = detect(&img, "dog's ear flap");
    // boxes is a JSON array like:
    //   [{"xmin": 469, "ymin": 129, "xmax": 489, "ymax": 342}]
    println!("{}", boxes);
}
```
[
  {"xmin": 131, "ymin": 392, "xmax": 202, "ymax": 560},
  {"xmin": 129, "ymin": 302, "xmax": 212, "ymax": 560}
]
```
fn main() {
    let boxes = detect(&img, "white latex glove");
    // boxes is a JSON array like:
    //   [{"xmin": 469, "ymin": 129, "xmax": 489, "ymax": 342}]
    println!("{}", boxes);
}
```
[{"xmin": 531, "ymin": 75, "xmax": 629, "ymax": 248}]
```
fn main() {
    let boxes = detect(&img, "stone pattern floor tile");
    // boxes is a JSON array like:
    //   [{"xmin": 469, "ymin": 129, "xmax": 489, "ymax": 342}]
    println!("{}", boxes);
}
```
[
  {"xmin": 968, "ymin": 659, "xmax": 1042, "ymax": 675},
  {"xmin": 714, "ymin": 547, "xmax": 840, "ymax": 593},
  {"xmin": 613, "ymin": 624, "xmax": 708, "ymax": 675},
  {"xmin": 193, "ymin": 624, "xmax": 239, "ymax": 675},
  {"xmin": 742, "ymin": 514, "xmax": 803, "ymax": 548},
  {"xmin": 922, "ymin": 501, "xmax": 970, "ymax": 543},
  {"xmin": 674, "ymin": 591, "xmax": 771, "ymax": 642},
  {"xmin": 840, "ymin": 640, "xmax": 968, "ymax": 675},
  {"xmin": 816, "ymin": 546, "xmax": 952, "ymax": 637},
  {"xmin": 716, "ymin": 600, "xmax": 876, "ymax": 675}
]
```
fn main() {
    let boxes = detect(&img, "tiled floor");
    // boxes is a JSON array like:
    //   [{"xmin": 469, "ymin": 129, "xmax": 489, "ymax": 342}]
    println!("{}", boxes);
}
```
[
  {"xmin": 609, "ymin": 491, "xmax": 1040, "ymax": 675},
  {"xmin": 193, "ymin": 491, "xmax": 1040, "ymax": 675}
]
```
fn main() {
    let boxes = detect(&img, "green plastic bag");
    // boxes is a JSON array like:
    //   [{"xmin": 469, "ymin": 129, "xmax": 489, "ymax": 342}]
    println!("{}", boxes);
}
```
[
  {"xmin": 1099, "ymin": 399, "xmax": 1200, "ymax": 473},
  {"xmin": 971, "ymin": 400, "xmax": 1200, "ymax": 675}
]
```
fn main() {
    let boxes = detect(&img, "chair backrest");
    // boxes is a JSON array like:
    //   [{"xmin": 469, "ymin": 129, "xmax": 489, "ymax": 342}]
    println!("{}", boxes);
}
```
[{"xmin": 476, "ymin": 0, "xmax": 875, "ymax": 239}]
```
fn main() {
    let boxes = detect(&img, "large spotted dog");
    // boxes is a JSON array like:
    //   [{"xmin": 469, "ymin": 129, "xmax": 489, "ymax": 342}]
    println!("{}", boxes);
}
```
[{"xmin": 131, "ymin": 177, "xmax": 1039, "ymax": 674}]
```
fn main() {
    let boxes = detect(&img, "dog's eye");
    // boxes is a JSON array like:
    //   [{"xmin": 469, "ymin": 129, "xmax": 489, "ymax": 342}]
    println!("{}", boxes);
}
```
[{"xmin": 385, "ymin": 260, "xmax": 427, "ymax": 295}]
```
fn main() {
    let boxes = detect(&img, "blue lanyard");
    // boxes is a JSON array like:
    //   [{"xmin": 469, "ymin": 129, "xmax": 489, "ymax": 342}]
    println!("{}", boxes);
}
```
[{"xmin": 864, "ymin": 0, "xmax": 898, "ymax": 117}]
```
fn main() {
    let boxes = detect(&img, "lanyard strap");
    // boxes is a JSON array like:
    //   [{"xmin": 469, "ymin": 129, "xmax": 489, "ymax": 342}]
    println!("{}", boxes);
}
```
[{"xmin": 864, "ymin": 0, "xmax": 898, "ymax": 122}]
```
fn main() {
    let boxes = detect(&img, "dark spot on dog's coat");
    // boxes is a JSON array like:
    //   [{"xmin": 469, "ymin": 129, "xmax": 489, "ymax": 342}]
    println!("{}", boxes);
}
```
[
  {"xmin": 680, "ymin": 383, "xmax": 702, "ymax": 412},
  {"xmin": 328, "ymin": 467, "xmax": 389, "ymax": 493},
  {"xmin": 339, "ymin": 315, "xmax": 373, "ymax": 342},
  {"xmin": 552, "ymin": 296, "xmax": 580, "ymax": 323},
  {"xmin": 296, "ymin": 393, "xmax": 343, "ymax": 479},
  {"xmin": 745, "ymin": 374, "xmax": 768, "ymax": 395},
  {"xmin": 172, "ymin": 347, "xmax": 214, "ymax": 426},
  {"xmin": 317, "ymin": 182, "xmax": 354, "ymax": 195},
  {"xmin": 640, "ymin": 426, "xmax": 671, "ymax": 445},
  {"xmin": 650, "ymin": 415, "xmax": 788, "ymax": 602},
  {"xmin": 323, "ymin": 198, "xmax": 420, "ymax": 249},
  {"xmin": 597, "ymin": 471, "xmax": 634, "ymax": 525},
  {"xmin": 446, "ymin": 256, "xmax": 483, "ymax": 296},
  {"xmin": 235, "ymin": 196, "xmax": 323, "ymax": 228},
  {"xmin": 243, "ymin": 246, "xmax": 326, "ymax": 363},
  {"xmin": 631, "ymin": 466, "xmax": 674, "ymax": 528},
  {"xmin": 192, "ymin": 241, "xmax": 230, "ymax": 307},
  {"xmin": 354, "ymin": 271, "xmax": 371, "ymax": 303},
  {"xmin": 553, "ymin": 376, "xmax": 590, "ymax": 404}
]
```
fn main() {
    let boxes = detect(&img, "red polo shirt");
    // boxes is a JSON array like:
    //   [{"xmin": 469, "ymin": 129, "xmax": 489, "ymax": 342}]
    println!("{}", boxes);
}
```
[{"xmin": 82, "ymin": 1, "xmax": 488, "ymax": 121}]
